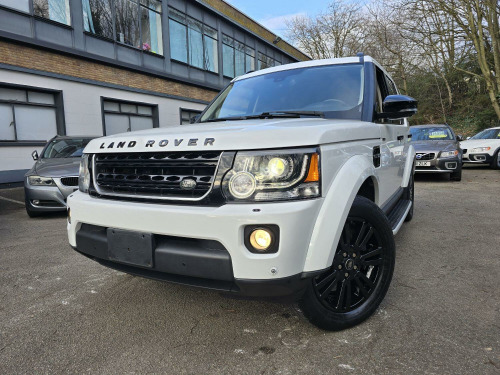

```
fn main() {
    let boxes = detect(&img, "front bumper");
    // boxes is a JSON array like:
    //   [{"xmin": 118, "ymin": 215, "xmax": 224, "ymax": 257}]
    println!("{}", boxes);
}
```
[
  {"xmin": 24, "ymin": 177, "xmax": 78, "ymax": 212},
  {"xmin": 414, "ymin": 157, "xmax": 461, "ymax": 173},
  {"xmin": 462, "ymin": 153, "xmax": 493, "ymax": 164},
  {"xmin": 67, "ymin": 192, "xmax": 324, "ymax": 296}
]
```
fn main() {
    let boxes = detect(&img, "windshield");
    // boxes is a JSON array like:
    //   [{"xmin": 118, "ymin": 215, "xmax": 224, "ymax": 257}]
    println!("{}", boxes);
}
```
[
  {"xmin": 200, "ymin": 64, "xmax": 364, "ymax": 122},
  {"xmin": 42, "ymin": 138, "xmax": 92, "ymax": 159},
  {"xmin": 470, "ymin": 128, "xmax": 500, "ymax": 139},
  {"xmin": 410, "ymin": 126, "xmax": 454, "ymax": 141}
]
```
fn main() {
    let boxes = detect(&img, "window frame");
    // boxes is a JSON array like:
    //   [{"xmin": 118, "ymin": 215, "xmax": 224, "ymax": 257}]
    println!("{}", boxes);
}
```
[
  {"xmin": 0, "ymin": 0, "xmax": 73, "ymax": 28},
  {"xmin": 168, "ymin": 7, "xmax": 219, "ymax": 74},
  {"xmin": 0, "ymin": 83, "xmax": 66, "ymax": 146},
  {"xmin": 179, "ymin": 107, "xmax": 202, "ymax": 125},
  {"xmin": 100, "ymin": 97, "xmax": 159, "ymax": 136}
]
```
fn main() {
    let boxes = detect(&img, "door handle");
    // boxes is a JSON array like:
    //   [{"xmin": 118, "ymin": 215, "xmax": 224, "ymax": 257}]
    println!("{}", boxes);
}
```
[{"xmin": 397, "ymin": 135, "xmax": 404, "ymax": 141}]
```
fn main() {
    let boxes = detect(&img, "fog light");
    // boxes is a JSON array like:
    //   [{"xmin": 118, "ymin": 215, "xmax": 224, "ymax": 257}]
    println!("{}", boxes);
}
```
[
  {"xmin": 249, "ymin": 229, "xmax": 273, "ymax": 251},
  {"xmin": 33, "ymin": 200, "xmax": 40, "ymax": 206}
]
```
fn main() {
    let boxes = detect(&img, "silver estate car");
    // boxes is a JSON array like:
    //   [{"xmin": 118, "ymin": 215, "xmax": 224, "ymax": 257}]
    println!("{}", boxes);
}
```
[{"xmin": 24, "ymin": 136, "xmax": 95, "ymax": 217}]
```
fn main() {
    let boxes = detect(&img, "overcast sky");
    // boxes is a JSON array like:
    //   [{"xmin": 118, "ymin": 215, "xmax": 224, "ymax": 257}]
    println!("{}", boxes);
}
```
[{"xmin": 225, "ymin": 0, "xmax": 331, "ymax": 37}]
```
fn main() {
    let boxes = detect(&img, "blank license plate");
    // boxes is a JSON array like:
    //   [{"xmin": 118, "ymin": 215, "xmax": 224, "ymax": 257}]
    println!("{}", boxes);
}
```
[
  {"xmin": 416, "ymin": 161, "xmax": 431, "ymax": 167},
  {"xmin": 107, "ymin": 228, "xmax": 153, "ymax": 268}
]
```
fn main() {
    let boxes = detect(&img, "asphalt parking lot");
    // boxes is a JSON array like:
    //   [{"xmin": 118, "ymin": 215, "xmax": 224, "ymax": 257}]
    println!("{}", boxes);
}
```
[{"xmin": 1, "ymin": 166, "xmax": 499, "ymax": 375}]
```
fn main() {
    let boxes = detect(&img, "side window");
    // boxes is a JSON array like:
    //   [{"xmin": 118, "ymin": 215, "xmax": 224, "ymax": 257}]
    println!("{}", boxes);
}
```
[
  {"xmin": 102, "ymin": 98, "xmax": 158, "ymax": 135},
  {"xmin": 374, "ymin": 68, "xmax": 387, "ymax": 123},
  {"xmin": 385, "ymin": 75, "xmax": 398, "ymax": 96}
]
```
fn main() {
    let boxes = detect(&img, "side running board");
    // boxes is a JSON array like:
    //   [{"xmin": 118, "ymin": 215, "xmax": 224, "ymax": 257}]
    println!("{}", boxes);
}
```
[{"xmin": 387, "ymin": 199, "xmax": 412, "ymax": 235}]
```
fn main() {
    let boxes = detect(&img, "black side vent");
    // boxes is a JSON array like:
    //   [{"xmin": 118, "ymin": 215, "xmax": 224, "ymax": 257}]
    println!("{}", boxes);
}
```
[{"xmin": 373, "ymin": 146, "xmax": 381, "ymax": 168}]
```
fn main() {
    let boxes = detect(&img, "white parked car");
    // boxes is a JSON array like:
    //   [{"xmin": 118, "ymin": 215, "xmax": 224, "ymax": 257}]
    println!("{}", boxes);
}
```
[
  {"xmin": 461, "ymin": 127, "xmax": 500, "ymax": 169},
  {"xmin": 67, "ymin": 55, "xmax": 417, "ymax": 330}
]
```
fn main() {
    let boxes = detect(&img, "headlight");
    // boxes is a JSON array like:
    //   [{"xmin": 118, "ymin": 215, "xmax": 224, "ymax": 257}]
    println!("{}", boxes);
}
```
[
  {"xmin": 28, "ymin": 176, "xmax": 55, "ymax": 186},
  {"xmin": 222, "ymin": 148, "xmax": 320, "ymax": 202},
  {"xmin": 471, "ymin": 146, "xmax": 491, "ymax": 153},
  {"xmin": 440, "ymin": 150, "xmax": 459, "ymax": 158},
  {"xmin": 79, "ymin": 154, "xmax": 91, "ymax": 193}
]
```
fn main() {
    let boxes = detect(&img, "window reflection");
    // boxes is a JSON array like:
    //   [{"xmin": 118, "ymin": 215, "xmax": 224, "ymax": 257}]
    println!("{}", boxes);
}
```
[{"xmin": 33, "ymin": 0, "xmax": 71, "ymax": 25}]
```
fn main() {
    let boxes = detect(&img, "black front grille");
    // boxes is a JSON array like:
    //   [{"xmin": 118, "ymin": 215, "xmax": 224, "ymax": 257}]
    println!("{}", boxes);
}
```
[
  {"xmin": 93, "ymin": 152, "xmax": 222, "ymax": 200},
  {"xmin": 61, "ymin": 177, "xmax": 79, "ymax": 186},
  {"xmin": 416, "ymin": 153, "xmax": 435, "ymax": 160}
]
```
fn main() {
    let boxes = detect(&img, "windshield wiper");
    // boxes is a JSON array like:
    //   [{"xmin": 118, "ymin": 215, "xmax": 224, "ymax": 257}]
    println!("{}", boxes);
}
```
[
  {"xmin": 202, "ymin": 116, "xmax": 248, "ymax": 123},
  {"xmin": 245, "ymin": 111, "xmax": 325, "ymax": 119},
  {"xmin": 201, "ymin": 111, "xmax": 325, "ymax": 123}
]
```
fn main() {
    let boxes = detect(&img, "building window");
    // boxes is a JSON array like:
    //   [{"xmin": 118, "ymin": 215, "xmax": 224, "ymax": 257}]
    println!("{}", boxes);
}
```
[
  {"xmin": 180, "ymin": 108, "xmax": 202, "ymax": 125},
  {"xmin": 82, "ymin": 0, "xmax": 114, "ymax": 40},
  {"xmin": 258, "ymin": 52, "xmax": 280, "ymax": 70},
  {"xmin": 0, "ymin": 85, "xmax": 63, "ymax": 142},
  {"xmin": 0, "ymin": 0, "xmax": 30, "ymax": 13},
  {"xmin": 168, "ymin": 8, "xmax": 218, "ymax": 73},
  {"xmin": 33, "ymin": 0, "xmax": 71, "ymax": 25},
  {"xmin": 102, "ymin": 98, "xmax": 158, "ymax": 135},
  {"xmin": 82, "ymin": 0, "xmax": 163, "ymax": 55},
  {"xmin": 222, "ymin": 35, "xmax": 255, "ymax": 78}
]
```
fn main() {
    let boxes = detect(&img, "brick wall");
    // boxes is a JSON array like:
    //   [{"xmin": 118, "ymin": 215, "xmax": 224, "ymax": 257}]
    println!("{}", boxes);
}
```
[
  {"xmin": 0, "ymin": 40, "xmax": 218, "ymax": 103},
  {"xmin": 202, "ymin": 0, "xmax": 310, "ymax": 61}
]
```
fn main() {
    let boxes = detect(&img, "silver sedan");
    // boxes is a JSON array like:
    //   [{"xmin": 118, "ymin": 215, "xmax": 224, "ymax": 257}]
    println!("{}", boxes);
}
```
[{"xmin": 24, "ymin": 136, "xmax": 95, "ymax": 217}]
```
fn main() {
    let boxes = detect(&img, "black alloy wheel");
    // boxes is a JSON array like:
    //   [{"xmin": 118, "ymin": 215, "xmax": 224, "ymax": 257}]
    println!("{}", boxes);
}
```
[
  {"xmin": 313, "ymin": 217, "xmax": 384, "ymax": 312},
  {"xmin": 300, "ymin": 196, "xmax": 395, "ymax": 331},
  {"xmin": 491, "ymin": 150, "xmax": 500, "ymax": 170}
]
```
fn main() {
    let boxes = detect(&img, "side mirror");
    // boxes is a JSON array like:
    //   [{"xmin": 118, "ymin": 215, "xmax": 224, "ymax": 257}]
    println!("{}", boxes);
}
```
[
  {"xmin": 456, "ymin": 134, "xmax": 463, "ymax": 141},
  {"xmin": 466, "ymin": 136, "xmax": 471, "ymax": 140},
  {"xmin": 378, "ymin": 95, "xmax": 418, "ymax": 120},
  {"xmin": 190, "ymin": 114, "xmax": 201, "ymax": 124},
  {"xmin": 32, "ymin": 150, "xmax": 39, "ymax": 161}
]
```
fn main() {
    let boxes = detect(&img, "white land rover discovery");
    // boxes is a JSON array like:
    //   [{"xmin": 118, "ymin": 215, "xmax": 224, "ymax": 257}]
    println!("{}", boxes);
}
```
[{"xmin": 68, "ymin": 55, "xmax": 417, "ymax": 330}]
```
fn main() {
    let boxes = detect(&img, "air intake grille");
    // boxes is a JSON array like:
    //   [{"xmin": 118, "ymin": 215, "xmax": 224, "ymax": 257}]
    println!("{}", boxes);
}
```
[
  {"xmin": 60, "ymin": 177, "xmax": 79, "ymax": 186},
  {"xmin": 93, "ymin": 152, "xmax": 221, "ymax": 200},
  {"xmin": 416, "ymin": 153, "xmax": 435, "ymax": 160}
]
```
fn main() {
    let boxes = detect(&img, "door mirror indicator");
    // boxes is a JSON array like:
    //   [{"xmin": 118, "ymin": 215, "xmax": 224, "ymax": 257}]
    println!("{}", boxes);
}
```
[
  {"xmin": 377, "ymin": 95, "xmax": 418, "ymax": 120},
  {"xmin": 32, "ymin": 150, "xmax": 39, "ymax": 161}
]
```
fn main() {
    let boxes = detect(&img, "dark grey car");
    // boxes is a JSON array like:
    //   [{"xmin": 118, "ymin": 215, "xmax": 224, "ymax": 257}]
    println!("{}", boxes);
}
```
[
  {"xmin": 409, "ymin": 124, "xmax": 463, "ymax": 181},
  {"xmin": 24, "ymin": 136, "xmax": 95, "ymax": 217}
]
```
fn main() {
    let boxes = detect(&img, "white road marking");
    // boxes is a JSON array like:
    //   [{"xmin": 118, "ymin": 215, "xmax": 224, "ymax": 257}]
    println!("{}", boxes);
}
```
[{"xmin": 0, "ymin": 195, "xmax": 24, "ymax": 205}]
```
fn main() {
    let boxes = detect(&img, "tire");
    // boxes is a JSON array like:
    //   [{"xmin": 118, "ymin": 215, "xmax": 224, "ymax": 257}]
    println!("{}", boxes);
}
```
[
  {"xmin": 491, "ymin": 151, "xmax": 500, "ymax": 170},
  {"xmin": 404, "ymin": 175, "xmax": 414, "ymax": 222},
  {"xmin": 25, "ymin": 194, "xmax": 41, "ymax": 218},
  {"xmin": 450, "ymin": 166, "xmax": 462, "ymax": 181},
  {"xmin": 300, "ymin": 196, "xmax": 396, "ymax": 331}
]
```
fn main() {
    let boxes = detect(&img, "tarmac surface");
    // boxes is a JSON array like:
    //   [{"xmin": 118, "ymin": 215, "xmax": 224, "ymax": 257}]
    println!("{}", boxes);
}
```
[{"xmin": 1, "ymin": 166, "xmax": 499, "ymax": 374}]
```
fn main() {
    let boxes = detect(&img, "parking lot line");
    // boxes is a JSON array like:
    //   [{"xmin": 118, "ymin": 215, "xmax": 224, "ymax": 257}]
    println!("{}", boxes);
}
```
[{"xmin": 0, "ymin": 195, "xmax": 24, "ymax": 205}]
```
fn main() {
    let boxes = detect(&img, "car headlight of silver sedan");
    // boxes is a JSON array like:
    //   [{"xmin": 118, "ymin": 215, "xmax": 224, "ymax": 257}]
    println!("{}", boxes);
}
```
[
  {"xmin": 440, "ymin": 150, "xmax": 459, "ymax": 158},
  {"xmin": 222, "ymin": 148, "xmax": 320, "ymax": 202},
  {"xmin": 470, "ymin": 146, "xmax": 491, "ymax": 153},
  {"xmin": 78, "ymin": 154, "xmax": 91, "ymax": 193},
  {"xmin": 28, "ymin": 176, "xmax": 56, "ymax": 186}
]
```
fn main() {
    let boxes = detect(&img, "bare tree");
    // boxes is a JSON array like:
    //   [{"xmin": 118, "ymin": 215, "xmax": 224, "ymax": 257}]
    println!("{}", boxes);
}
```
[
  {"xmin": 429, "ymin": 0, "xmax": 500, "ymax": 119},
  {"xmin": 285, "ymin": 0, "xmax": 364, "ymax": 59}
]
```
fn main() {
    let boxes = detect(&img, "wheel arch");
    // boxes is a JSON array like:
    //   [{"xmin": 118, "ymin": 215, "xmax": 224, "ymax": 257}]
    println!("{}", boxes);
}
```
[
  {"xmin": 303, "ymin": 155, "xmax": 379, "ymax": 273},
  {"xmin": 357, "ymin": 176, "xmax": 379, "ymax": 204},
  {"xmin": 401, "ymin": 144, "xmax": 415, "ymax": 188}
]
